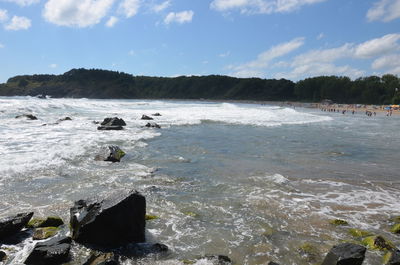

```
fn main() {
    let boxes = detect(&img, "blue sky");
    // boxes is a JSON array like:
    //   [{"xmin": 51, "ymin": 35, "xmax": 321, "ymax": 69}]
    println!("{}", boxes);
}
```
[{"xmin": 0, "ymin": 0, "xmax": 400, "ymax": 83}]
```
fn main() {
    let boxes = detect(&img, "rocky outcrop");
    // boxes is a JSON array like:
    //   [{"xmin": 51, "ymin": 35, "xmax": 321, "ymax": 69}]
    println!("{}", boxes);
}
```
[
  {"xmin": 15, "ymin": 114, "xmax": 38, "ymax": 120},
  {"xmin": 24, "ymin": 236, "xmax": 71, "ymax": 265},
  {"xmin": 97, "ymin": 117, "xmax": 126, "ymax": 130},
  {"xmin": 94, "ymin": 146, "xmax": 126, "ymax": 163},
  {"xmin": 69, "ymin": 190, "xmax": 146, "ymax": 247},
  {"xmin": 27, "ymin": 216, "xmax": 64, "ymax": 228},
  {"xmin": 0, "ymin": 212, "xmax": 33, "ymax": 240},
  {"xmin": 321, "ymin": 243, "xmax": 366, "ymax": 265},
  {"xmin": 141, "ymin": 115, "xmax": 153, "ymax": 120},
  {"xmin": 145, "ymin": 122, "xmax": 161, "ymax": 129}
]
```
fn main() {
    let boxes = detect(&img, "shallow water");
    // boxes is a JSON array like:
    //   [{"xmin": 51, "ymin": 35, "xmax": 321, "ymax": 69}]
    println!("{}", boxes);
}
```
[{"xmin": 0, "ymin": 97, "xmax": 399, "ymax": 264}]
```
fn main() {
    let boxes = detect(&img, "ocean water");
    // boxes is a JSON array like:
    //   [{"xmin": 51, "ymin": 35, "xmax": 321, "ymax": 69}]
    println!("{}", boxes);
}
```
[{"xmin": 0, "ymin": 97, "xmax": 399, "ymax": 265}]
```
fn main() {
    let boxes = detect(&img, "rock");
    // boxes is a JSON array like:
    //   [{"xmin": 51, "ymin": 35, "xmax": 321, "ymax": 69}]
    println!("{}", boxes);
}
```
[
  {"xmin": 27, "ymin": 216, "xmax": 64, "ymax": 228},
  {"xmin": 141, "ymin": 115, "xmax": 153, "ymax": 120},
  {"xmin": 383, "ymin": 250, "xmax": 400, "ymax": 265},
  {"xmin": 101, "ymin": 117, "xmax": 126, "ymax": 126},
  {"xmin": 0, "ymin": 212, "xmax": 33, "ymax": 240},
  {"xmin": 0, "ymin": 250, "xmax": 6, "ymax": 262},
  {"xmin": 36, "ymin": 94, "xmax": 47, "ymax": 99},
  {"xmin": 24, "ymin": 236, "xmax": 71, "ymax": 265},
  {"xmin": 321, "ymin": 243, "xmax": 366, "ymax": 265},
  {"xmin": 329, "ymin": 219, "xmax": 349, "ymax": 226},
  {"xmin": 98, "ymin": 117, "xmax": 126, "ymax": 130},
  {"xmin": 145, "ymin": 122, "xmax": 161, "ymax": 129},
  {"xmin": 15, "ymin": 114, "xmax": 38, "ymax": 120},
  {"xmin": 152, "ymin": 113, "xmax": 162, "ymax": 116},
  {"xmin": 32, "ymin": 227, "xmax": 58, "ymax": 240},
  {"xmin": 70, "ymin": 189, "xmax": 146, "ymax": 247},
  {"xmin": 362, "ymin": 235, "xmax": 395, "ymax": 251},
  {"xmin": 268, "ymin": 262, "xmax": 280, "ymax": 265},
  {"xmin": 118, "ymin": 242, "xmax": 168, "ymax": 258},
  {"xmin": 145, "ymin": 214, "xmax": 159, "ymax": 221},
  {"xmin": 57, "ymin": 117, "xmax": 72, "ymax": 123},
  {"xmin": 95, "ymin": 146, "xmax": 126, "ymax": 163},
  {"xmin": 83, "ymin": 252, "xmax": 119, "ymax": 265},
  {"xmin": 348, "ymin": 228, "xmax": 373, "ymax": 238},
  {"xmin": 204, "ymin": 255, "xmax": 232, "ymax": 264},
  {"xmin": 298, "ymin": 242, "xmax": 320, "ymax": 262},
  {"xmin": 391, "ymin": 224, "xmax": 400, "ymax": 234}
]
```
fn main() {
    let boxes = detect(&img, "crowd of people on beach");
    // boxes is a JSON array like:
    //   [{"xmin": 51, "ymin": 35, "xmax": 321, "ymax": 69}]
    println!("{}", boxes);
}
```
[{"xmin": 319, "ymin": 105, "xmax": 397, "ymax": 117}]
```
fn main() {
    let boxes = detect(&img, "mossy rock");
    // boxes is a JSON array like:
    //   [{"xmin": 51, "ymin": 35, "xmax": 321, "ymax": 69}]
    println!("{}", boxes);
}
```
[
  {"xmin": 298, "ymin": 243, "xmax": 320, "ymax": 263},
  {"xmin": 262, "ymin": 227, "xmax": 275, "ymax": 237},
  {"xmin": 182, "ymin": 259, "xmax": 195, "ymax": 264},
  {"xmin": 390, "ymin": 223, "xmax": 400, "ymax": 234},
  {"xmin": 348, "ymin": 228, "xmax": 373, "ymax": 238},
  {"xmin": 390, "ymin": 216, "xmax": 400, "ymax": 223},
  {"xmin": 145, "ymin": 214, "xmax": 159, "ymax": 221},
  {"xmin": 26, "ymin": 216, "xmax": 64, "ymax": 228},
  {"xmin": 383, "ymin": 250, "xmax": 400, "ymax": 265},
  {"xmin": 32, "ymin": 227, "xmax": 58, "ymax": 240},
  {"xmin": 362, "ymin": 235, "xmax": 395, "ymax": 251},
  {"xmin": 183, "ymin": 211, "xmax": 198, "ymax": 217},
  {"xmin": 329, "ymin": 219, "xmax": 349, "ymax": 226}
]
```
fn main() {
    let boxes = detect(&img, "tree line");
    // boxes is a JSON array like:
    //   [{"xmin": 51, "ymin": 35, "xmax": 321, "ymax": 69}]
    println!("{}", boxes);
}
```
[{"xmin": 0, "ymin": 68, "xmax": 399, "ymax": 104}]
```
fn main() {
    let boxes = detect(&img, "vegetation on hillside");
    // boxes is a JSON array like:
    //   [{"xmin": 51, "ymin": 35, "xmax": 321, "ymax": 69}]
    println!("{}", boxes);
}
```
[{"xmin": 0, "ymin": 68, "xmax": 399, "ymax": 104}]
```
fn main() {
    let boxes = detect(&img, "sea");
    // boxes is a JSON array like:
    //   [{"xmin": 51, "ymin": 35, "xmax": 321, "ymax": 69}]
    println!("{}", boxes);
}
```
[{"xmin": 0, "ymin": 96, "xmax": 399, "ymax": 265}]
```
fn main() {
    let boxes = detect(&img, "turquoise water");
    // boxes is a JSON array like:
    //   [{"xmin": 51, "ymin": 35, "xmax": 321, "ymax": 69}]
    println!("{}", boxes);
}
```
[{"xmin": 0, "ymin": 97, "xmax": 399, "ymax": 264}]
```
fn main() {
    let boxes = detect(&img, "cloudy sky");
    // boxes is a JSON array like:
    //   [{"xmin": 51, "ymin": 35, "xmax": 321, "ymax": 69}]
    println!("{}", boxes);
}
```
[{"xmin": 0, "ymin": 0, "xmax": 400, "ymax": 82}]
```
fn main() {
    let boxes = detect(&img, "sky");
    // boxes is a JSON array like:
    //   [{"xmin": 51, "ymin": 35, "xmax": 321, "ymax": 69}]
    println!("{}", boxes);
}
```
[{"xmin": 0, "ymin": 0, "xmax": 400, "ymax": 83}]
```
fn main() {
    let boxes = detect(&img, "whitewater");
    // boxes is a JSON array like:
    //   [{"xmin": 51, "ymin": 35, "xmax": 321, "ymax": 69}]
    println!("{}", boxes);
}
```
[{"xmin": 1, "ymin": 96, "xmax": 400, "ymax": 264}]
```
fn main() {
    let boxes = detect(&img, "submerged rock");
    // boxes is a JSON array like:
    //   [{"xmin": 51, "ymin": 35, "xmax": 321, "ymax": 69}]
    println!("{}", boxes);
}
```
[
  {"xmin": 97, "ymin": 125, "xmax": 124, "ymax": 130},
  {"xmin": 152, "ymin": 113, "xmax": 162, "ymax": 116},
  {"xmin": 83, "ymin": 251, "xmax": 119, "ymax": 265},
  {"xmin": 27, "ymin": 216, "xmax": 64, "ymax": 228},
  {"xmin": 383, "ymin": 250, "xmax": 400, "ymax": 265},
  {"xmin": 0, "ymin": 250, "xmax": 6, "ymax": 262},
  {"xmin": 0, "ymin": 212, "xmax": 33, "ymax": 240},
  {"xmin": 391, "ymin": 224, "xmax": 400, "ymax": 234},
  {"xmin": 24, "ymin": 236, "xmax": 71, "ymax": 265},
  {"xmin": 97, "ymin": 117, "xmax": 126, "ymax": 130},
  {"xmin": 145, "ymin": 214, "xmax": 159, "ymax": 221},
  {"xmin": 145, "ymin": 122, "xmax": 161, "ymax": 129},
  {"xmin": 95, "ymin": 146, "xmax": 126, "ymax": 163},
  {"xmin": 15, "ymin": 114, "xmax": 38, "ymax": 120},
  {"xmin": 268, "ymin": 262, "xmax": 280, "ymax": 265},
  {"xmin": 203, "ymin": 255, "xmax": 232, "ymax": 265},
  {"xmin": 69, "ymin": 189, "xmax": 146, "ymax": 247},
  {"xmin": 141, "ymin": 115, "xmax": 153, "ymax": 120},
  {"xmin": 321, "ymin": 243, "xmax": 366, "ymax": 265},
  {"xmin": 298, "ymin": 242, "xmax": 321, "ymax": 262},
  {"xmin": 362, "ymin": 235, "xmax": 395, "ymax": 251},
  {"xmin": 348, "ymin": 228, "xmax": 373, "ymax": 238},
  {"xmin": 32, "ymin": 227, "xmax": 58, "ymax": 240},
  {"xmin": 329, "ymin": 219, "xmax": 349, "ymax": 226}
]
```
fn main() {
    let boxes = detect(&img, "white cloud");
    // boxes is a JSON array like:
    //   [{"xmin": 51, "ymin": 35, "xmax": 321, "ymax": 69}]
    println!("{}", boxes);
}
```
[
  {"xmin": 164, "ymin": 10, "xmax": 193, "ymax": 24},
  {"xmin": 210, "ymin": 0, "xmax": 327, "ymax": 14},
  {"xmin": 2, "ymin": 0, "xmax": 40, "ymax": 6},
  {"xmin": 118, "ymin": 0, "xmax": 141, "ymax": 18},
  {"xmin": 43, "ymin": 0, "xmax": 115, "ymax": 28},
  {"xmin": 0, "ymin": 9, "xmax": 8, "ymax": 22},
  {"xmin": 292, "ymin": 43, "xmax": 354, "ymax": 66},
  {"xmin": 372, "ymin": 54, "xmax": 400, "ymax": 69},
  {"xmin": 219, "ymin": 51, "xmax": 231, "ymax": 57},
  {"xmin": 152, "ymin": 0, "xmax": 170, "ymax": 13},
  {"xmin": 49, "ymin": 63, "xmax": 57, "ymax": 68},
  {"xmin": 106, "ymin": 16, "xmax": 118, "ymax": 27},
  {"xmin": 317, "ymin": 33, "xmax": 324, "ymax": 40},
  {"xmin": 4, "ymin": 15, "xmax": 31, "ymax": 30},
  {"xmin": 354, "ymin": 33, "xmax": 400, "ymax": 58},
  {"xmin": 367, "ymin": 0, "xmax": 400, "ymax": 22},
  {"xmin": 230, "ymin": 37, "xmax": 304, "ymax": 77}
]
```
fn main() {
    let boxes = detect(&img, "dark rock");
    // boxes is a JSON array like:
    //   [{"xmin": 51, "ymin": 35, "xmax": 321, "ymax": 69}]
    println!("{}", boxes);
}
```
[
  {"xmin": 152, "ymin": 113, "xmax": 162, "ymax": 116},
  {"xmin": 268, "ymin": 262, "xmax": 280, "ymax": 265},
  {"xmin": 24, "ymin": 236, "xmax": 71, "ymax": 265},
  {"xmin": 204, "ymin": 255, "xmax": 232, "ymax": 264},
  {"xmin": 57, "ymin": 117, "xmax": 72, "ymax": 123},
  {"xmin": 0, "ymin": 250, "xmax": 6, "ymax": 262},
  {"xmin": 94, "ymin": 146, "xmax": 126, "ymax": 163},
  {"xmin": 97, "ymin": 125, "xmax": 124, "ymax": 131},
  {"xmin": 141, "ymin": 115, "xmax": 153, "ymax": 120},
  {"xmin": 0, "ymin": 212, "xmax": 33, "ymax": 240},
  {"xmin": 15, "ymin": 114, "xmax": 38, "ymax": 120},
  {"xmin": 145, "ymin": 122, "xmax": 161, "ymax": 129},
  {"xmin": 70, "ymin": 190, "xmax": 146, "ymax": 247},
  {"xmin": 36, "ymin": 94, "xmax": 47, "ymax": 99},
  {"xmin": 383, "ymin": 250, "xmax": 400, "ymax": 265},
  {"xmin": 118, "ymin": 242, "xmax": 168, "ymax": 258},
  {"xmin": 321, "ymin": 243, "xmax": 366, "ymax": 265},
  {"xmin": 83, "ymin": 252, "xmax": 119, "ymax": 265},
  {"xmin": 101, "ymin": 117, "xmax": 126, "ymax": 126}
]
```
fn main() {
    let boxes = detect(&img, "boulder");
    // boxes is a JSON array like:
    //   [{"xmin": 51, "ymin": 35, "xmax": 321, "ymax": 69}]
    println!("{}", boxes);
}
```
[
  {"xmin": 15, "ymin": 114, "xmax": 38, "ymax": 120},
  {"xmin": 391, "ymin": 224, "xmax": 400, "ymax": 234},
  {"xmin": 95, "ymin": 146, "xmax": 126, "ymax": 163},
  {"xmin": 98, "ymin": 117, "xmax": 126, "ymax": 130},
  {"xmin": 0, "ymin": 250, "xmax": 6, "ymax": 262},
  {"xmin": 329, "ymin": 219, "xmax": 349, "ymax": 226},
  {"xmin": 69, "ymin": 189, "xmax": 146, "ymax": 247},
  {"xmin": 362, "ymin": 235, "xmax": 395, "ymax": 251},
  {"xmin": 141, "ymin": 115, "xmax": 153, "ymax": 120},
  {"xmin": 152, "ymin": 113, "xmax": 162, "ymax": 116},
  {"xmin": 32, "ymin": 227, "xmax": 58, "ymax": 240},
  {"xmin": 56, "ymin": 117, "xmax": 72, "ymax": 123},
  {"xmin": 83, "ymin": 252, "xmax": 119, "ymax": 265},
  {"xmin": 204, "ymin": 255, "xmax": 232, "ymax": 264},
  {"xmin": 321, "ymin": 243, "xmax": 366, "ymax": 265},
  {"xmin": 145, "ymin": 122, "xmax": 161, "ymax": 129},
  {"xmin": 24, "ymin": 236, "xmax": 71, "ymax": 265},
  {"xmin": 27, "ymin": 216, "xmax": 64, "ymax": 228},
  {"xmin": 0, "ymin": 212, "xmax": 33, "ymax": 240},
  {"xmin": 268, "ymin": 262, "xmax": 280, "ymax": 265},
  {"xmin": 383, "ymin": 250, "xmax": 400, "ymax": 265}
]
